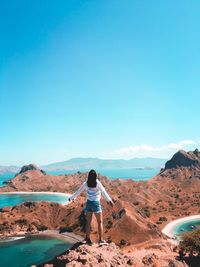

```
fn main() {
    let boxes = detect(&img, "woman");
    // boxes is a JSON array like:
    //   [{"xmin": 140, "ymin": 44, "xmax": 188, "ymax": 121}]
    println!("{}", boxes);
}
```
[{"xmin": 68, "ymin": 169, "xmax": 114, "ymax": 245}]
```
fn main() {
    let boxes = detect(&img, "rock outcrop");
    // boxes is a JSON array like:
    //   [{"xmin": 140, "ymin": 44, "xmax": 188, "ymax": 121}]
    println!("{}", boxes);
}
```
[
  {"xmin": 165, "ymin": 149, "xmax": 200, "ymax": 170},
  {"xmin": 36, "ymin": 242, "xmax": 187, "ymax": 267},
  {"xmin": 18, "ymin": 164, "xmax": 46, "ymax": 175},
  {"xmin": 37, "ymin": 242, "xmax": 138, "ymax": 267}
]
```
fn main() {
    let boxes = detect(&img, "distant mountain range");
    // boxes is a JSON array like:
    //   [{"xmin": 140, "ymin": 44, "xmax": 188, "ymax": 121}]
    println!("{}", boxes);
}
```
[
  {"xmin": 0, "ymin": 157, "xmax": 168, "ymax": 174},
  {"xmin": 0, "ymin": 165, "xmax": 20, "ymax": 174},
  {"xmin": 42, "ymin": 157, "xmax": 167, "ymax": 171}
]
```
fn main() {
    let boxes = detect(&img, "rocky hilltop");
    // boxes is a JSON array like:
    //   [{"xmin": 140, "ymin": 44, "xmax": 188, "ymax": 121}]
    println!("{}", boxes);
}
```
[
  {"xmin": 0, "ymin": 150, "xmax": 199, "ymax": 266},
  {"xmin": 18, "ymin": 164, "xmax": 46, "ymax": 175},
  {"xmin": 164, "ymin": 149, "xmax": 200, "ymax": 170},
  {"xmin": 36, "ymin": 242, "xmax": 186, "ymax": 267}
]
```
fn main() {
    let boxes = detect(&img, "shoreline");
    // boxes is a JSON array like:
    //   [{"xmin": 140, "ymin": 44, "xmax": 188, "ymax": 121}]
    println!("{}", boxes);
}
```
[
  {"xmin": 0, "ymin": 230, "xmax": 83, "ymax": 244},
  {"xmin": 0, "ymin": 191, "xmax": 71, "ymax": 205},
  {"xmin": 36, "ymin": 229, "xmax": 83, "ymax": 243},
  {"xmin": 162, "ymin": 214, "xmax": 200, "ymax": 244}
]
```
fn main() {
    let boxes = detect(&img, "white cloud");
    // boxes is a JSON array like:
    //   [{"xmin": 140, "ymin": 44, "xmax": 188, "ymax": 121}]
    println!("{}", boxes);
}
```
[
  {"xmin": 179, "ymin": 140, "xmax": 196, "ymax": 145},
  {"xmin": 109, "ymin": 140, "xmax": 197, "ymax": 158}
]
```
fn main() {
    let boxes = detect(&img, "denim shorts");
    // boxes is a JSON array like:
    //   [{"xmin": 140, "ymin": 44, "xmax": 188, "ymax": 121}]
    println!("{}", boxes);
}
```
[{"xmin": 84, "ymin": 200, "xmax": 102, "ymax": 213}]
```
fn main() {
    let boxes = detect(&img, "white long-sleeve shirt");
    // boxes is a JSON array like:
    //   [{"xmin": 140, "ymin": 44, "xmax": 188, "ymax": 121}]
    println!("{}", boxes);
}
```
[{"xmin": 70, "ymin": 179, "xmax": 112, "ymax": 202}]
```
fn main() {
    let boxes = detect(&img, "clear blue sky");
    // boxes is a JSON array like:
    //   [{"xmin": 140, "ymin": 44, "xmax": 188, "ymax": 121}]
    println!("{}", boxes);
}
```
[{"xmin": 0, "ymin": 0, "xmax": 200, "ymax": 165}]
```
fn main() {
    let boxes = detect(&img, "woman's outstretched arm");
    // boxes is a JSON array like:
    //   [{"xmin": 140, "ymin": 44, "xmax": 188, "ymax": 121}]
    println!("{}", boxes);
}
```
[
  {"xmin": 97, "ymin": 180, "xmax": 113, "ymax": 204},
  {"xmin": 69, "ymin": 182, "xmax": 86, "ymax": 201}
]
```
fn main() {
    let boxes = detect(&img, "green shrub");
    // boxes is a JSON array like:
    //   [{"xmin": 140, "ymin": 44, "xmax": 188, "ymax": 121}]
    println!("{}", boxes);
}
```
[
  {"xmin": 32, "ymin": 221, "xmax": 48, "ymax": 231},
  {"xmin": 179, "ymin": 229, "xmax": 200, "ymax": 256},
  {"xmin": 119, "ymin": 239, "xmax": 126, "ymax": 246},
  {"xmin": 15, "ymin": 219, "xmax": 28, "ymax": 225}
]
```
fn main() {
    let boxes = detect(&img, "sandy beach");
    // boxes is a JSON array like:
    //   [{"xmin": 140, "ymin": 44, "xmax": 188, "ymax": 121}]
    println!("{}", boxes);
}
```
[
  {"xmin": 36, "ymin": 229, "xmax": 83, "ymax": 243},
  {"xmin": 162, "ymin": 214, "xmax": 200, "ymax": 244}
]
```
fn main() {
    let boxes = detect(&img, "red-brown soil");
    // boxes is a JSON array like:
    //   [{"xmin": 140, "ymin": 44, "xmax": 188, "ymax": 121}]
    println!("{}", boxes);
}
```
[{"xmin": 35, "ymin": 242, "xmax": 187, "ymax": 267}]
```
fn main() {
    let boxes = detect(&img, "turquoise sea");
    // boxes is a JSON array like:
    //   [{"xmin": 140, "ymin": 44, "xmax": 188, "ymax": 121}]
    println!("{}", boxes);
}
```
[
  {"xmin": 46, "ymin": 168, "xmax": 160, "ymax": 180},
  {"xmin": 0, "ymin": 172, "xmax": 15, "ymax": 187},
  {"xmin": 0, "ymin": 193, "xmax": 69, "ymax": 209},
  {"xmin": 0, "ymin": 235, "xmax": 72, "ymax": 267},
  {"xmin": 173, "ymin": 219, "xmax": 200, "ymax": 240}
]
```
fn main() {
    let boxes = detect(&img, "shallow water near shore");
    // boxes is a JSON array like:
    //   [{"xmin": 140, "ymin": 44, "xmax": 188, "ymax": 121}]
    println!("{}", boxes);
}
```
[
  {"xmin": 0, "ymin": 193, "xmax": 69, "ymax": 209},
  {"xmin": 0, "ymin": 235, "xmax": 72, "ymax": 267},
  {"xmin": 173, "ymin": 219, "xmax": 200, "ymax": 239}
]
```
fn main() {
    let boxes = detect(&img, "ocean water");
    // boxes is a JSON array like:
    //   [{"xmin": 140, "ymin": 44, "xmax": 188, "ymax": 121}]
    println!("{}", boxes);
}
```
[
  {"xmin": 0, "ymin": 172, "xmax": 15, "ymax": 187},
  {"xmin": 46, "ymin": 168, "xmax": 160, "ymax": 180},
  {"xmin": 0, "ymin": 193, "xmax": 69, "ymax": 209},
  {"xmin": 173, "ymin": 220, "xmax": 200, "ymax": 240},
  {"xmin": 97, "ymin": 168, "xmax": 159, "ymax": 180},
  {"xmin": 0, "ymin": 235, "xmax": 72, "ymax": 267}
]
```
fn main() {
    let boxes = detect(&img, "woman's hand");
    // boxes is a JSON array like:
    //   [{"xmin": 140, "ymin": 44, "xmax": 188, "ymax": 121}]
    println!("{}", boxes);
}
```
[{"xmin": 108, "ymin": 200, "xmax": 114, "ymax": 207}]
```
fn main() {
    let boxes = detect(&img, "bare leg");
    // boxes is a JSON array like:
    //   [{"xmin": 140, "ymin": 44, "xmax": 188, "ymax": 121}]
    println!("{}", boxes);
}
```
[
  {"xmin": 94, "ymin": 212, "xmax": 103, "ymax": 241},
  {"xmin": 85, "ymin": 212, "xmax": 93, "ymax": 239}
]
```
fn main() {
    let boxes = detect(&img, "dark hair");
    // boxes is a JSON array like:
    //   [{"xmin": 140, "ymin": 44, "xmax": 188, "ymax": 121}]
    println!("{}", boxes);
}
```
[{"xmin": 87, "ymin": 169, "xmax": 97, "ymax": 188}]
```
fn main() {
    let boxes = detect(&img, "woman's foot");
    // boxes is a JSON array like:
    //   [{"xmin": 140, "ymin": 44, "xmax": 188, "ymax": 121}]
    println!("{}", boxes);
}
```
[
  {"xmin": 99, "ymin": 239, "xmax": 108, "ymax": 245},
  {"xmin": 82, "ymin": 237, "xmax": 87, "ymax": 243},
  {"xmin": 86, "ymin": 238, "xmax": 94, "ymax": 245},
  {"xmin": 83, "ymin": 237, "xmax": 93, "ymax": 245}
]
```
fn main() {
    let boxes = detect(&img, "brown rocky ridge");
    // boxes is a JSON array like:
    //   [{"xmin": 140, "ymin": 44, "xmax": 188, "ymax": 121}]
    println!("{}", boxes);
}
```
[{"xmin": 0, "ymin": 149, "xmax": 200, "ymax": 266}]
